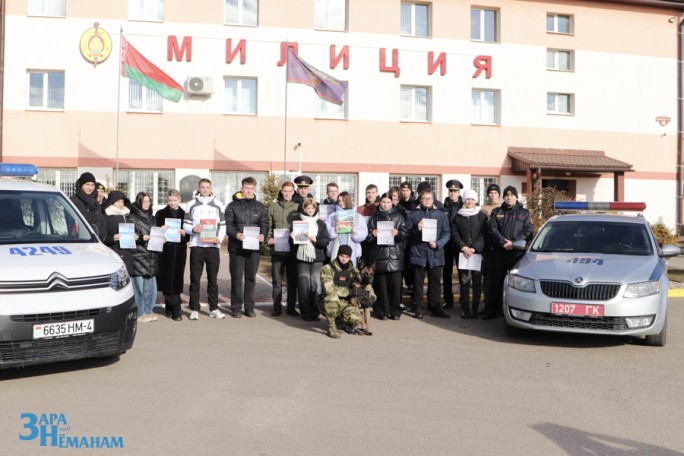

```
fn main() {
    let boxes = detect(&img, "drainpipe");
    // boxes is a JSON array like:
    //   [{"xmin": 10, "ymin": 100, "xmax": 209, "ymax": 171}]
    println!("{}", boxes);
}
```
[{"xmin": 678, "ymin": 15, "xmax": 683, "ymax": 236}]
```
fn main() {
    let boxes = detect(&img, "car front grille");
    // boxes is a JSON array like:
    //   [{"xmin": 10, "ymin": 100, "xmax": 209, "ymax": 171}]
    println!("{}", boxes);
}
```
[
  {"xmin": 11, "ymin": 308, "xmax": 103, "ymax": 323},
  {"xmin": 530, "ymin": 313, "xmax": 632, "ymax": 331},
  {"xmin": 0, "ymin": 273, "xmax": 111, "ymax": 294},
  {"xmin": 540, "ymin": 281, "xmax": 620, "ymax": 301},
  {"xmin": 0, "ymin": 330, "xmax": 121, "ymax": 365}
]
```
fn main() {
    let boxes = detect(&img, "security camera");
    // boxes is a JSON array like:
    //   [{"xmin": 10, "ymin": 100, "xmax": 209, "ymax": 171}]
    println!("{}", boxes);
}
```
[{"xmin": 669, "ymin": 17, "xmax": 677, "ymax": 23}]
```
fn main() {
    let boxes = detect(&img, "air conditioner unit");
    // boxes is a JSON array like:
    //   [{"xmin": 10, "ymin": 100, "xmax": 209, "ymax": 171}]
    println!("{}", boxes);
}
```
[{"xmin": 186, "ymin": 76, "xmax": 212, "ymax": 96}]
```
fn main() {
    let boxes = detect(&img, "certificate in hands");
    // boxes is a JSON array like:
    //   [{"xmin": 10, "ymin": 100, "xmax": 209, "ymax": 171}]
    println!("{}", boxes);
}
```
[
  {"xmin": 118, "ymin": 223, "xmax": 135, "ymax": 249},
  {"xmin": 292, "ymin": 221, "xmax": 309, "ymax": 244},
  {"xmin": 458, "ymin": 252, "xmax": 482, "ymax": 271},
  {"xmin": 147, "ymin": 226, "xmax": 165, "ymax": 252},
  {"xmin": 421, "ymin": 218, "xmax": 438, "ymax": 243},
  {"xmin": 200, "ymin": 219, "xmax": 217, "ymax": 244},
  {"xmin": 377, "ymin": 221, "xmax": 395, "ymax": 246},
  {"xmin": 273, "ymin": 229, "xmax": 290, "ymax": 252},
  {"xmin": 242, "ymin": 226, "xmax": 261, "ymax": 250},
  {"xmin": 164, "ymin": 218, "xmax": 181, "ymax": 243}
]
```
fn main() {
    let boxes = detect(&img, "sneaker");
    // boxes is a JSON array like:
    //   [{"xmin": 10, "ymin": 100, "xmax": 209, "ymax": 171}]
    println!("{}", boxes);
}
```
[
  {"xmin": 210, "ymin": 309, "xmax": 226, "ymax": 319},
  {"xmin": 137, "ymin": 315, "xmax": 148, "ymax": 323},
  {"xmin": 189, "ymin": 311, "xmax": 200, "ymax": 321},
  {"xmin": 147, "ymin": 314, "xmax": 158, "ymax": 322}
]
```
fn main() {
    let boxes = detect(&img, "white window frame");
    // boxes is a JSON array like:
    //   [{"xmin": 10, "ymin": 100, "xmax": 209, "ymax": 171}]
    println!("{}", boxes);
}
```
[
  {"xmin": 314, "ymin": 83, "xmax": 348, "ymax": 120},
  {"xmin": 400, "ymin": 85, "xmax": 431, "ymax": 122},
  {"xmin": 115, "ymin": 169, "xmax": 175, "ymax": 208},
  {"xmin": 389, "ymin": 175, "xmax": 440, "ymax": 200},
  {"xmin": 27, "ymin": 70, "xmax": 65, "ymax": 111},
  {"xmin": 129, "ymin": 0, "xmax": 164, "ymax": 22},
  {"xmin": 210, "ymin": 171, "xmax": 268, "ymax": 207},
  {"xmin": 472, "ymin": 89, "xmax": 500, "ymax": 125},
  {"xmin": 401, "ymin": 2, "xmax": 430, "ymax": 37},
  {"xmin": 225, "ymin": 0, "xmax": 258, "ymax": 26},
  {"xmin": 547, "ymin": 49, "xmax": 574, "ymax": 71},
  {"xmin": 547, "ymin": 13, "xmax": 573, "ymax": 34},
  {"xmin": 36, "ymin": 168, "xmax": 78, "ymax": 196},
  {"xmin": 224, "ymin": 77, "xmax": 257, "ymax": 115},
  {"xmin": 127, "ymin": 80, "xmax": 163, "ymax": 113},
  {"xmin": 547, "ymin": 92, "xmax": 574, "ymax": 115},
  {"xmin": 315, "ymin": 0, "xmax": 347, "ymax": 31},
  {"xmin": 470, "ymin": 176, "xmax": 498, "ymax": 205},
  {"xmin": 471, "ymin": 7, "xmax": 498, "ymax": 43},
  {"xmin": 28, "ymin": 0, "xmax": 66, "ymax": 17}
]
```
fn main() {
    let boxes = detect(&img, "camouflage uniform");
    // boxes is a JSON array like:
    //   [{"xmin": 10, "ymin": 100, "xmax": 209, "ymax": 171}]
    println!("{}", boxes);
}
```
[{"xmin": 320, "ymin": 259, "xmax": 363, "ymax": 338}]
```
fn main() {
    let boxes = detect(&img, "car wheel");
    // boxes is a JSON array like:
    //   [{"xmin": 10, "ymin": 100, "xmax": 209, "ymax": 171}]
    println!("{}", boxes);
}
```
[
  {"xmin": 645, "ymin": 318, "xmax": 667, "ymax": 347},
  {"xmin": 504, "ymin": 320, "xmax": 526, "ymax": 338}
]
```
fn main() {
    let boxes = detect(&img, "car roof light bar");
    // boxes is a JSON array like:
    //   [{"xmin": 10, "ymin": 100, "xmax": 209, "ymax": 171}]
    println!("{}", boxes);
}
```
[
  {"xmin": 0, "ymin": 163, "xmax": 39, "ymax": 177},
  {"xmin": 554, "ymin": 201, "xmax": 647, "ymax": 211}
]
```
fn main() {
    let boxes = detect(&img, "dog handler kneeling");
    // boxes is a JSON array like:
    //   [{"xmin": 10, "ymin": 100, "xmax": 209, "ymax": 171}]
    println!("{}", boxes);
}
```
[{"xmin": 320, "ymin": 245, "xmax": 364, "ymax": 338}]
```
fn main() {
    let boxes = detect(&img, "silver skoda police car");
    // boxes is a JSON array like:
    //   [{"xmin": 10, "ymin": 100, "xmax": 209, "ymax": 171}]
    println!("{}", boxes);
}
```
[{"xmin": 503, "ymin": 202, "xmax": 680, "ymax": 346}]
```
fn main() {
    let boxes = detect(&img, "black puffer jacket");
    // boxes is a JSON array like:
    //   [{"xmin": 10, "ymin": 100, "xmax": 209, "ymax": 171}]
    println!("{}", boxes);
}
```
[
  {"xmin": 71, "ymin": 188, "xmax": 107, "ymax": 240},
  {"xmin": 367, "ymin": 206, "xmax": 407, "ymax": 273},
  {"xmin": 488, "ymin": 201, "xmax": 534, "ymax": 251},
  {"xmin": 451, "ymin": 210, "xmax": 487, "ymax": 253},
  {"xmin": 225, "ymin": 191, "xmax": 268, "ymax": 253},
  {"xmin": 129, "ymin": 204, "xmax": 159, "ymax": 277}
]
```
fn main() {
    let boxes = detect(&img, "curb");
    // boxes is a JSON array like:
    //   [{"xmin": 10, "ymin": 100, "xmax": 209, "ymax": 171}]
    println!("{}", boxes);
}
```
[{"xmin": 669, "ymin": 289, "xmax": 684, "ymax": 298}]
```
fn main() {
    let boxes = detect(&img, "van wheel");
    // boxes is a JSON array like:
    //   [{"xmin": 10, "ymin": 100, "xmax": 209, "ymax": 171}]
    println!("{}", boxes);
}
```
[{"xmin": 645, "ymin": 319, "xmax": 666, "ymax": 347}]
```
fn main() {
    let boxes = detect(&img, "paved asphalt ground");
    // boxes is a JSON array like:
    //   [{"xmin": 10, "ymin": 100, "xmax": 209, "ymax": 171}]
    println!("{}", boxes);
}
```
[{"xmin": 1, "ymin": 253, "xmax": 684, "ymax": 455}]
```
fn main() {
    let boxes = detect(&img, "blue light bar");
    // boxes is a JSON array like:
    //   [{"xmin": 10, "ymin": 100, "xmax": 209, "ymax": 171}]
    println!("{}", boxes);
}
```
[
  {"xmin": 554, "ymin": 201, "xmax": 646, "ymax": 211},
  {"xmin": 0, "ymin": 163, "xmax": 38, "ymax": 177}
]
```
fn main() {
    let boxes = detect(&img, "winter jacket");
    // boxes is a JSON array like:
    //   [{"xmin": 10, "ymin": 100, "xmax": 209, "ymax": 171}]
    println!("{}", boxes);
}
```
[
  {"xmin": 321, "ymin": 258, "xmax": 360, "ymax": 299},
  {"xmin": 451, "ymin": 210, "xmax": 488, "ymax": 253},
  {"xmin": 102, "ymin": 193, "xmax": 135, "ymax": 275},
  {"xmin": 155, "ymin": 205, "xmax": 189, "ymax": 294},
  {"xmin": 70, "ymin": 188, "xmax": 107, "ymax": 240},
  {"xmin": 325, "ymin": 206, "xmax": 368, "ymax": 263},
  {"xmin": 129, "ymin": 204, "xmax": 159, "ymax": 277},
  {"xmin": 366, "ymin": 206, "xmax": 407, "ymax": 273},
  {"xmin": 225, "ymin": 191, "xmax": 268, "ymax": 253},
  {"xmin": 183, "ymin": 192, "xmax": 226, "ymax": 248},
  {"xmin": 406, "ymin": 204, "xmax": 450, "ymax": 268},
  {"xmin": 443, "ymin": 197, "xmax": 463, "ymax": 225},
  {"xmin": 266, "ymin": 195, "xmax": 298, "ymax": 256},
  {"xmin": 488, "ymin": 201, "xmax": 534, "ymax": 252}
]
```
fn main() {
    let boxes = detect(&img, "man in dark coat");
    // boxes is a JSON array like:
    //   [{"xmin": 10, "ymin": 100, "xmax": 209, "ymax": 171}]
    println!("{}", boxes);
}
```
[
  {"xmin": 483, "ymin": 186, "xmax": 533, "ymax": 319},
  {"xmin": 442, "ymin": 179, "xmax": 463, "ymax": 309},
  {"xmin": 293, "ymin": 175, "xmax": 314, "ymax": 205},
  {"xmin": 70, "ymin": 172, "xmax": 107, "ymax": 240},
  {"xmin": 225, "ymin": 176, "xmax": 269, "ymax": 317}
]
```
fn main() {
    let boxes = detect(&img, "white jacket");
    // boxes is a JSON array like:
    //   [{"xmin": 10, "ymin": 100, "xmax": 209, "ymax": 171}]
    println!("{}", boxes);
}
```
[{"xmin": 183, "ymin": 192, "xmax": 226, "ymax": 248}]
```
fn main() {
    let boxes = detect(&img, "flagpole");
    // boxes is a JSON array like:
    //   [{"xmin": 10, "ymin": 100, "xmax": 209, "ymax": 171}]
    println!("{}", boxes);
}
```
[
  {"xmin": 115, "ymin": 27, "xmax": 123, "ymax": 187},
  {"xmin": 283, "ymin": 46, "xmax": 289, "ymax": 176}
]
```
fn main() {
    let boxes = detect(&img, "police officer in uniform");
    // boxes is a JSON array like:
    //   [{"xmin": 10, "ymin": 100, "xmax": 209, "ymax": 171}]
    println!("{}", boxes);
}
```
[
  {"xmin": 293, "ymin": 175, "xmax": 314, "ymax": 204},
  {"xmin": 442, "ymin": 179, "xmax": 463, "ymax": 308}
]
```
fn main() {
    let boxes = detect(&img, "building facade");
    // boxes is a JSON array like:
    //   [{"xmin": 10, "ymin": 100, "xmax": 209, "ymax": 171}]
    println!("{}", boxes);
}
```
[{"xmin": 1, "ymin": 0, "xmax": 682, "ymax": 229}]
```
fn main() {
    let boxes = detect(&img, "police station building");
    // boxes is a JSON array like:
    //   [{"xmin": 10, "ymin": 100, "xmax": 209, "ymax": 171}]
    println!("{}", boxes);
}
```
[{"xmin": 1, "ymin": 0, "xmax": 682, "ymax": 231}]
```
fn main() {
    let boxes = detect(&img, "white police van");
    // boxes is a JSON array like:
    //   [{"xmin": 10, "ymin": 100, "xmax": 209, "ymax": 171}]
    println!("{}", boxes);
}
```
[{"xmin": 0, "ymin": 164, "xmax": 136, "ymax": 369}]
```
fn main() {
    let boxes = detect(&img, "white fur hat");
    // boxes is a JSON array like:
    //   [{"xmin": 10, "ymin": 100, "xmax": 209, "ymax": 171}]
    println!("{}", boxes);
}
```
[{"xmin": 462, "ymin": 189, "xmax": 478, "ymax": 203}]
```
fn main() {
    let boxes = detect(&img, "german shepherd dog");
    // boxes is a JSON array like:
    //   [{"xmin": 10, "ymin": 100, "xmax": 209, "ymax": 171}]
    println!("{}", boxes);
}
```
[{"xmin": 350, "ymin": 260, "xmax": 377, "ymax": 335}]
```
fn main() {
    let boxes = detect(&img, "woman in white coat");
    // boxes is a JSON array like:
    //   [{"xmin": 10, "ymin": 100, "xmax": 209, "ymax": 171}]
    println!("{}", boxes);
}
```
[{"xmin": 325, "ymin": 191, "xmax": 368, "ymax": 266}]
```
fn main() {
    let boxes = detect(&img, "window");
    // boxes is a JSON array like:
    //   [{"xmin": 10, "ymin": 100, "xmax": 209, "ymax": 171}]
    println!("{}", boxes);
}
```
[
  {"xmin": 547, "ymin": 49, "xmax": 574, "ymax": 71},
  {"xmin": 28, "ymin": 0, "xmax": 66, "ymax": 17},
  {"xmin": 470, "ymin": 176, "xmax": 498, "ymax": 205},
  {"xmin": 401, "ymin": 3, "xmax": 429, "ymax": 37},
  {"xmin": 129, "ymin": 0, "xmax": 164, "ymax": 21},
  {"xmin": 300, "ymin": 173, "xmax": 358, "ymax": 203},
  {"xmin": 400, "ymin": 85, "xmax": 430, "ymax": 122},
  {"xmin": 547, "ymin": 14, "xmax": 572, "ymax": 34},
  {"xmin": 115, "ymin": 170, "xmax": 174, "ymax": 208},
  {"xmin": 315, "ymin": 0, "xmax": 347, "ymax": 31},
  {"xmin": 36, "ymin": 168, "xmax": 77, "ymax": 196},
  {"xmin": 210, "ymin": 171, "xmax": 268, "ymax": 207},
  {"xmin": 225, "ymin": 0, "xmax": 258, "ymax": 26},
  {"xmin": 471, "ymin": 8, "xmax": 498, "ymax": 42},
  {"xmin": 27, "ymin": 71, "xmax": 64, "ymax": 110},
  {"xmin": 389, "ymin": 175, "xmax": 440, "ymax": 200},
  {"xmin": 128, "ymin": 80, "xmax": 162, "ymax": 113},
  {"xmin": 547, "ymin": 92, "xmax": 573, "ymax": 115},
  {"xmin": 315, "ymin": 85, "xmax": 347, "ymax": 119},
  {"xmin": 472, "ymin": 89, "xmax": 499, "ymax": 125},
  {"xmin": 224, "ymin": 78, "xmax": 257, "ymax": 115}
]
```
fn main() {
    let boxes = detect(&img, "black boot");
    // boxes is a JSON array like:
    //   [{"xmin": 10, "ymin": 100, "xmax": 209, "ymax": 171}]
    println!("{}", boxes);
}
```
[
  {"xmin": 470, "ymin": 302, "xmax": 480, "ymax": 319},
  {"xmin": 271, "ymin": 303, "xmax": 282, "ymax": 317},
  {"xmin": 461, "ymin": 302, "xmax": 470, "ymax": 319}
]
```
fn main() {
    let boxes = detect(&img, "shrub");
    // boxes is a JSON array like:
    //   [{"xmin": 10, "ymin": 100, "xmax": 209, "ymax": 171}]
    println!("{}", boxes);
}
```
[
  {"xmin": 524, "ymin": 187, "xmax": 574, "ymax": 234},
  {"xmin": 651, "ymin": 223, "xmax": 678, "ymax": 247}
]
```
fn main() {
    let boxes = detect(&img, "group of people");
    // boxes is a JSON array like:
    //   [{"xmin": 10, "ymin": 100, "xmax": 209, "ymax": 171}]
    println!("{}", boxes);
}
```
[{"xmin": 69, "ymin": 170, "xmax": 534, "ymax": 338}]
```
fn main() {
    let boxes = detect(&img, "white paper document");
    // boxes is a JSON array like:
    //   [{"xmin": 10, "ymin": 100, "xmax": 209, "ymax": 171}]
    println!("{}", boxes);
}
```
[
  {"xmin": 421, "ymin": 218, "xmax": 437, "ymax": 243},
  {"xmin": 458, "ymin": 252, "xmax": 482, "ymax": 271},
  {"xmin": 243, "ymin": 226, "xmax": 261, "ymax": 250},
  {"xmin": 292, "ymin": 221, "xmax": 310, "ymax": 244},
  {"xmin": 377, "ymin": 221, "xmax": 395, "ymax": 246},
  {"xmin": 273, "ymin": 228, "xmax": 290, "ymax": 252},
  {"xmin": 147, "ymin": 227, "xmax": 166, "ymax": 252}
]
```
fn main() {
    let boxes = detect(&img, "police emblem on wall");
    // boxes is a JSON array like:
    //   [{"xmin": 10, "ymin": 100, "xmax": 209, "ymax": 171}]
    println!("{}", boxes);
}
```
[{"xmin": 80, "ymin": 22, "xmax": 112, "ymax": 68}]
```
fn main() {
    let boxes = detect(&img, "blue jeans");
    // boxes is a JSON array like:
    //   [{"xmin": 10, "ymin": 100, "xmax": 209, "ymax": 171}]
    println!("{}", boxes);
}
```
[{"xmin": 132, "ymin": 276, "xmax": 158, "ymax": 316}]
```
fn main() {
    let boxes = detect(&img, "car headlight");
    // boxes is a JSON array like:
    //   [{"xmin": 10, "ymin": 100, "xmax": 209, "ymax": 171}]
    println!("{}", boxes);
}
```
[
  {"xmin": 110, "ymin": 265, "xmax": 131, "ymax": 291},
  {"xmin": 624, "ymin": 280, "xmax": 660, "ymax": 298},
  {"xmin": 508, "ymin": 274, "xmax": 536, "ymax": 293}
]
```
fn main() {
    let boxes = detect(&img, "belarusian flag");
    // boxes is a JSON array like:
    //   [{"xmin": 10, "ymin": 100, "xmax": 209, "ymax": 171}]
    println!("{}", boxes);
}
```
[{"xmin": 120, "ymin": 37, "xmax": 183, "ymax": 103}]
